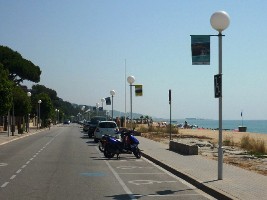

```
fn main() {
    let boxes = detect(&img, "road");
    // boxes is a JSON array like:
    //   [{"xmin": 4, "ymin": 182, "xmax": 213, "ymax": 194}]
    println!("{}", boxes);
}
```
[{"xmin": 0, "ymin": 124, "xmax": 214, "ymax": 200}]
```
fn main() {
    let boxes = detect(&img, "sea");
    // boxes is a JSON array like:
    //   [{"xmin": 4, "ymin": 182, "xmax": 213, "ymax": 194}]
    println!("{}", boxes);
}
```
[{"xmin": 173, "ymin": 119, "xmax": 267, "ymax": 134}]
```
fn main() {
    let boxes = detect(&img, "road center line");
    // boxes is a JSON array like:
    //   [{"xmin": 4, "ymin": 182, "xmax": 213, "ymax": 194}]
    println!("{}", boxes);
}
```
[
  {"xmin": 10, "ymin": 175, "xmax": 16, "ymax": 180},
  {"xmin": 16, "ymin": 169, "xmax": 22, "ymax": 174},
  {"xmin": 1, "ymin": 182, "xmax": 9, "ymax": 188}
]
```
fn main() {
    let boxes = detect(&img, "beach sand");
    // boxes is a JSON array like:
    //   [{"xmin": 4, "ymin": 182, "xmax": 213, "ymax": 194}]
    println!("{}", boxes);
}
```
[{"xmin": 178, "ymin": 128, "xmax": 267, "ymax": 147}]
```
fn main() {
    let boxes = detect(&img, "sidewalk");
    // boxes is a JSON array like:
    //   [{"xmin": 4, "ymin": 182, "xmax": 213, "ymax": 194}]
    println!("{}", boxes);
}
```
[
  {"xmin": 137, "ymin": 136, "xmax": 267, "ymax": 200},
  {"xmin": 0, "ymin": 127, "xmax": 42, "ymax": 146}
]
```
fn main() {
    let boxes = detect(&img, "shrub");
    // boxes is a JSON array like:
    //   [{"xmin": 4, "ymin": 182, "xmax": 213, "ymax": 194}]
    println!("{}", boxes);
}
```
[
  {"xmin": 240, "ymin": 135, "xmax": 266, "ymax": 155},
  {"xmin": 223, "ymin": 135, "xmax": 235, "ymax": 146}
]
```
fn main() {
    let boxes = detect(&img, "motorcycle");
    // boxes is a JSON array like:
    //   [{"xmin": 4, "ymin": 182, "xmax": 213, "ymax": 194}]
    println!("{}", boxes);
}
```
[
  {"xmin": 98, "ymin": 134, "xmax": 109, "ymax": 152},
  {"xmin": 103, "ymin": 130, "xmax": 141, "ymax": 159}
]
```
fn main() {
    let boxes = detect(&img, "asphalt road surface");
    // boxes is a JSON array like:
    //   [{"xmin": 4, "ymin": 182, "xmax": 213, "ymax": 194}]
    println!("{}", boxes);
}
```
[{"xmin": 0, "ymin": 124, "xmax": 214, "ymax": 200}]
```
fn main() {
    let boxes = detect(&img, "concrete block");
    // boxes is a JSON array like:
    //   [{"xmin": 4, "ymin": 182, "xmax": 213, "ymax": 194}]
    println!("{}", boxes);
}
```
[{"xmin": 169, "ymin": 141, "xmax": 198, "ymax": 155}]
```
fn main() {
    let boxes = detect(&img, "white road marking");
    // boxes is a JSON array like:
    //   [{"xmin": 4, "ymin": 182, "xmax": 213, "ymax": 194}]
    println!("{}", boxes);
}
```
[
  {"xmin": 134, "ymin": 194, "xmax": 203, "ymax": 197},
  {"xmin": 1, "ymin": 182, "xmax": 9, "ymax": 188},
  {"xmin": 10, "ymin": 175, "xmax": 16, "ymax": 180},
  {"xmin": 95, "ymin": 146, "xmax": 136, "ymax": 200},
  {"xmin": 128, "ymin": 180, "xmax": 177, "ymax": 186},
  {"xmin": 0, "ymin": 163, "xmax": 8, "ymax": 167},
  {"xmin": 118, "ymin": 173, "xmax": 165, "ymax": 175},
  {"xmin": 105, "ymin": 160, "xmax": 137, "ymax": 200},
  {"xmin": 0, "ymin": 131, "xmax": 63, "ymax": 190}
]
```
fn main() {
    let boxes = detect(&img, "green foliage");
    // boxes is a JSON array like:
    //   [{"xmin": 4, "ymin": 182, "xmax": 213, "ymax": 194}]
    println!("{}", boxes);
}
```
[
  {"xmin": 32, "ymin": 84, "xmax": 58, "ymax": 101},
  {"xmin": 13, "ymin": 86, "xmax": 31, "ymax": 116},
  {"xmin": 34, "ymin": 93, "xmax": 54, "ymax": 127},
  {"xmin": 0, "ymin": 45, "xmax": 41, "ymax": 84},
  {"xmin": 0, "ymin": 64, "xmax": 13, "ymax": 115}
]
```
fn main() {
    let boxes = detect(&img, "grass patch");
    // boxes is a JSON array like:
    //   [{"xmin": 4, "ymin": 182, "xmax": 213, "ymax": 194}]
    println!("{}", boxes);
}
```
[
  {"xmin": 223, "ymin": 135, "xmax": 235, "ymax": 146},
  {"xmin": 240, "ymin": 135, "xmax": 266, "ymax": 155}
]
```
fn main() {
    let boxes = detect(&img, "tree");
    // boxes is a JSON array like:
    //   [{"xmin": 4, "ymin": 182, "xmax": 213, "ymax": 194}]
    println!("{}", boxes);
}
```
[
  {"xmin": 12, "ymin": 86, "xmax": 31, "ymax": 133},
  {"xmin": 0, "ymin": 45, "xmax": 41, "ymax": 85},
  {"xmin": 33, "ymin": 93, "xmax": 54, "ymax": 127},
  {"xmin": 0, "ymin": 64, "xmax": 13, "ymax": 115},
  {"xmin": 32, "ymin": 84, "xmax": 58, "ymax": 101}
]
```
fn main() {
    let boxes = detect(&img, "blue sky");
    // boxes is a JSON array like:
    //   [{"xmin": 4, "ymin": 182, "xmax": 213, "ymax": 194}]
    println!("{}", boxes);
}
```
[{"xmin": 1, "ymin": 0, "xmax": 267, "ymax": 120}]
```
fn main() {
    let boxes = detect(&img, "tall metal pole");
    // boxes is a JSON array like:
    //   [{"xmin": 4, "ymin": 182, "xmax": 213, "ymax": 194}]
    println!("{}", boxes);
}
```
[
  {"xmin": 12, "ymin": 105, "xmax": 14, "ymax": 136},
  {"xmin": 111, "ymin": 95, "xmax": 114, "ymax": 120},
  {"xmin": 169, "ymin": 89, "xmax": 172, "ymax": 140},
  {"xmin": 38, "ymin": 102, "xmax": 41, "ymax": 129},
  {"xmin": 130, "ymin": 84, "xmax": 133, "ymax": 130},
  {"xmin": 218, "ymin": 32, "xmax": 223, "ymax": 180},
  {"xmin": 8, "ymin": 110, "xmax": 10, "ymax": 137},
  {"xmin": 124, "ymin": 59, "xmax": 127, "ymax": 127}
]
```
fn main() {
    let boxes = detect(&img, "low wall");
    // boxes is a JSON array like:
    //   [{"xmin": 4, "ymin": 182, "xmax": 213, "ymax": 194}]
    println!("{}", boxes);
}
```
[{"xmin": 169, "ymin": 141, "xmax": 198, "ymax": 155}]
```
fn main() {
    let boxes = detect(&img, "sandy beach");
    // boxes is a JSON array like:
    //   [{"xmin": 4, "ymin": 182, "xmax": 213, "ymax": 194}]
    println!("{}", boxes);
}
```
[{"xmin": 178, "ymin": 128, "xmax": 267, "ymax": 147}]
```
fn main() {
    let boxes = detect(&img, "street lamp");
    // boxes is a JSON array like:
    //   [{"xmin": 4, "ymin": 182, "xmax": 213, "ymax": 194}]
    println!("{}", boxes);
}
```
[
  {"xmin": 96, "ymin": 103, "xmax": 99, "ymax": 116},
  {"xmin": 55, "ymin": 109, "xmax": 59, "ymax": 124},
  {"xmin": 27, "ymin": 92, "xmax": 31, "ymax": 132},
  {"xmin": 210, "ymin": 11, "xmax": 230, "ymax": 180},
  {"xmin": 38, "ymin": 100, "xmax": 42, "ymax": 129},
  {"xmin": 110, "ymin": 90, "xmax": 116, "ymax": 120},
  {"xmin": 127, "ymin": 75, "xmax": 135, "ymax": 129},
  {"xmin": 101, "ymin": 98, "xmax": 105, "ymax": 108}
]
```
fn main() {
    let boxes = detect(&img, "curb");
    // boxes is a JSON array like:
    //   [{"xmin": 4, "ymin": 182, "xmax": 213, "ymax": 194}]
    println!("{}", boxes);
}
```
[
  {"xmin": 0, "ymin": 129, "xmax": 46, "ymax": 146},
  {"xmin": 141, "ymin": 151, "xmax": 235, "ymax": 200}
]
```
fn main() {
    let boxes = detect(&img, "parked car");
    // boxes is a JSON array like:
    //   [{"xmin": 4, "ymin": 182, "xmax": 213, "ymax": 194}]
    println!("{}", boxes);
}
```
[
  {"xmin": 83, "ymin": 121, "xmax": 90, "ymax": 132},
  {"xmin": 64, "ymin": 120, "xmax": 70, "ymax": 124},
  {"xmin": 94, "ymin": 121, "xmax": 119, "ymax": 143},
  {"xmin": 88, "ymin": 116, "xmax": 107, "ymax": 138}
]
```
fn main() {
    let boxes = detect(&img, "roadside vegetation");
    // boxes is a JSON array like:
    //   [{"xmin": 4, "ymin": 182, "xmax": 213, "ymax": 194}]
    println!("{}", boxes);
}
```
[{"xmin": 240, "ymin": 135, "xmax": 266, "ymax": 156}]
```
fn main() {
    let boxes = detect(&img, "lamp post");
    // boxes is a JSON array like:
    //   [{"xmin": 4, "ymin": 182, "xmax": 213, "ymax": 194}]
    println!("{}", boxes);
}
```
[
  {"xmin": 127, "ymin": 75, "xmax": 135, "ymax": 129},
  {"xmin": 55, "ymin": 109, "xmax": 59, "ymax": 124},
  {"xmin": 96, "ymin": 103, "xmax": 99, "ymax": 116},
  {"xmin": 210, "ymin": 11, "xmax": 230, "ymax": 180},
  {"xmin": 101, "ymin": 98, "xmax": 105, "ymax": 108},
  {"xmin": 110, "ymin": 90, "xmax": 115, "ymax": 120},
  {"xmin": 27, "ymin": 92, "xmax": 31, "ymax": 132},
  {"xmin": 38, "ymin": 100, "xmax": 42, "ymax": 129}
]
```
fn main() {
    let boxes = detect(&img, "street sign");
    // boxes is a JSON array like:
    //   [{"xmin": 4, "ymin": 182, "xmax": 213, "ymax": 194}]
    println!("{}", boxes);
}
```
[
  {"xmin": 169, "ymin": 89, "xmax": 171, "ymax": 104},
  {"xmin": 214, "ymin": 74, "xmax": 222, "ymax": 98}
]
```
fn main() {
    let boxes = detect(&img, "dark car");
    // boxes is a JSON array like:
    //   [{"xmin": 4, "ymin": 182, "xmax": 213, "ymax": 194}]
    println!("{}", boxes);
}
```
[
  {"xmin": 64, "ymin": 120, "xmax": 70, "ymax": 124},
  {"xmin": 88, "ymin": 116, "xmax": 106, "ymax": 138},
  {"xmin": 83, "ymin": 121, "xmax": 90, "ymax": 132}
]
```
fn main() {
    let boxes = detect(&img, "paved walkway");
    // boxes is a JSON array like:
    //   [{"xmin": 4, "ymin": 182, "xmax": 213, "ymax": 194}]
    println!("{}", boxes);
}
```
[
  {"xmin": 1, "ymin": 129, "xmax": 266, "ymax": 199},
  {"xmin": 137, "ymin": 136, "xmax": 267, "ymax": 200}
]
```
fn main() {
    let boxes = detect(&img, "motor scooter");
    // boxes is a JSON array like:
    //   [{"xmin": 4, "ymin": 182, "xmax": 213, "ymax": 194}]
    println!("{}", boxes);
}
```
[{"xmin": 103, "ymin": 130, "xmax": 141, "ymax": 159}]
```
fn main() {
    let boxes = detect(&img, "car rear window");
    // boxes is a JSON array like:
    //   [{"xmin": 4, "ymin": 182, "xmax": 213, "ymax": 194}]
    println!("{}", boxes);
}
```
[
  {"xmin": 99, "ymin": 122, "xmax": 117, "ymax": 128},
  {"xmin": 90, "ymin": 117, "xmax": 106, "ymax": 124}
]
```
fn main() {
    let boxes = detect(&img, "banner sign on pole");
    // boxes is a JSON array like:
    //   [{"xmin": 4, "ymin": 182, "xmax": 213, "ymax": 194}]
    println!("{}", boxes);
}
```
[
  {"xmin": 169, "ymin": 89, "xmax": 171, "ymax": 104},
  {"xmin": 135, "ymin": 85, "xmax": 143, "ymax": 96},
  {"xmin": 191, "ymin": 35, "xmax": 210, "ymax": 65},
  {"xmin": 214, "ymin": 74, "xmax": 222, "ymax": 98},
  {"xmin": 105, "ymin": 97, "xmax": 111, "ymax": 105}
]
